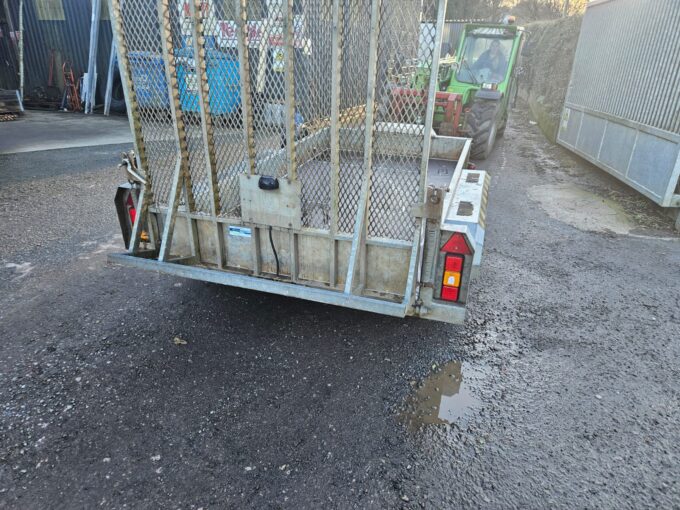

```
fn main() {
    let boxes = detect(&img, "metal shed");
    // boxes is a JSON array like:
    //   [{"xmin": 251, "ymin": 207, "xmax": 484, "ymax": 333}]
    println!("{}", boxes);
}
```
[
  {"xmin": 0, "ymin": 0, "xmax": 114, "ymax": 107},
  {"xmin": 557, "ymin": 0, "xmax": 680, "ymax": 227}
]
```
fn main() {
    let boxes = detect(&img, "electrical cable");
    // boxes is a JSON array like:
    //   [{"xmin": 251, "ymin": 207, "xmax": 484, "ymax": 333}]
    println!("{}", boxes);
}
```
[{"xmin": 269, "ymin": 226, "xmax": 280, "ymax": 277}]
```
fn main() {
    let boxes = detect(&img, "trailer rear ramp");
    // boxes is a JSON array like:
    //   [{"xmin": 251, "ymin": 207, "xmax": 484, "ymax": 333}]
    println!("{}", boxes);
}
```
[{"xmin": 107, "ymin": 0, "xmax": 489, "ymax": 324}]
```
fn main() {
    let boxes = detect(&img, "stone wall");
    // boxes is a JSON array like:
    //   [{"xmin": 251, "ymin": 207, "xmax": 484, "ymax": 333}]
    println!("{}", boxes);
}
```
[{"xmin": 517, "ymin": 16, "xmax": 582, "ymax": 142}]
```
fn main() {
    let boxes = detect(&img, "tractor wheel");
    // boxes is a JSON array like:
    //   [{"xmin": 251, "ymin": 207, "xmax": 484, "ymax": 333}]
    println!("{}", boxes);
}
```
[
  {"xmin": 497, "ymin": 116, "xmax": 507, "ymax": 138},
  {"xmin": 109, "ymin": 69, "xmax": 127, "ymax": 113},
  {"xmin": 467, "ymin": 100, "xmax": 499, "ymax": 160}
]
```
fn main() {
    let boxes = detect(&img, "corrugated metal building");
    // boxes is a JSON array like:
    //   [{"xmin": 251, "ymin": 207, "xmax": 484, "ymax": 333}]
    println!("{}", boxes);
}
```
[
  {"xmin": 557, "ymin": 0, "xmax": 680, "ymax": 224},
  {"xmin": 442, "ymin": 20, "xmax": 483, "ymax": 55},
  {"xmin": 0, "ymin": 0, "xmax": 115, "ymax": 107}
]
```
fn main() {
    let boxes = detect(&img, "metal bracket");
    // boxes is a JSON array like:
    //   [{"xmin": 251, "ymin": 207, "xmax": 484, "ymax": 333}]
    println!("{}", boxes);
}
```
[{"xmin": 411, "ymin": 187, "xmax": 445, "ymax": 220}]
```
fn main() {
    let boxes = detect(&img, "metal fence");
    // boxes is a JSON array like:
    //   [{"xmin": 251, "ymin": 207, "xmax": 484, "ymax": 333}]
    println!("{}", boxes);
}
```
[{"xmin": 557, "ymin": 0, "xmax": 680, "ymax": 209}]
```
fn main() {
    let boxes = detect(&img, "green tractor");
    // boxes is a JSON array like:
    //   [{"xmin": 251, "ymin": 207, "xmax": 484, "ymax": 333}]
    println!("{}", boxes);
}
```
[
  {"xmin": 388, "ymin": 19, "xmax": 524, "ymax": 160},
  {"xmin": 441, "ymin": 20, "xmax": 525, "ymax": 159}
]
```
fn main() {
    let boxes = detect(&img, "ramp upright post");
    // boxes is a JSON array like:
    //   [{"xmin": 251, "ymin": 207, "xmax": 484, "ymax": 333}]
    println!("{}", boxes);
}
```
[{"xmin": 344, "ymin": 0, "xmax": 382, "ymax": 295}]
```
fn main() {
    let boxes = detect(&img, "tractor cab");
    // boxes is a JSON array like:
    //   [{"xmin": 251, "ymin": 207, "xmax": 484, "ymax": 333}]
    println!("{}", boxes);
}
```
[
  {"xmin": 456, "ymin": 32, "xmax": 512, "ymax": 83},
  {"xmin": 445, "ymin": 25, "xmax": 522, "ymax": 105}
]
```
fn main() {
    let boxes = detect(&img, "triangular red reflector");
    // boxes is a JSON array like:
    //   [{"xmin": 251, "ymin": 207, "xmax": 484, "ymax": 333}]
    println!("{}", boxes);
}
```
[{"xmin": 440, "ymin": 232, "xmax": 471, "ymax": 255}]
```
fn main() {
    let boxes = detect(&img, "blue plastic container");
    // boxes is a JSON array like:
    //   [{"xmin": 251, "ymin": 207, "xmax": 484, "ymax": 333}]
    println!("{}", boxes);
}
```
[
  {"xmin": 128, "ymin": 48, "xmax": 240, "ymax": 115},
  {"xmin": 128, "ymin": 51, "xmax": 170, "ymax": 109},
  {"xmin": 176, "ymin": 48, "xmax": 241, "ymax": 115}
]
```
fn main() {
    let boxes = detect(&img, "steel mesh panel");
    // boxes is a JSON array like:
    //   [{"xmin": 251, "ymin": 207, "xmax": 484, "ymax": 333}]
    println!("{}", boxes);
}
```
[
  {"xmin": 367, "ymin": 0, "xmax": 433, "ymax": 240},
  {"xmin": 120, "ymin": 0, "xmax": 178, "ymax": 206},
  {"xmin": 298, "ymin": 158, "xmax": 331, "ymax": 229},
  {"xmin": 295, "ymin": 0, "xmax": 333, "ymax": 229},
  {"xmin": 199, "ymin": 0, "xmax": 250, "ymax": 217},
  {"xmin": 115, "ymin": 0, "xmax": 445, "ymax": 244},
  {"xmin": 295, "ymin": 0, "xmax": 332, "ymax": 155},
  {"xmin": 336, "ymin": 0, "xmax": 372, "ymax": 234},
  {"xmin": 245, "ymin": 1, "xmax": 290, "ymax": 178},
  {"xmin": 168, "ymin": 2, "xmax": 213, "ymax": 214}
]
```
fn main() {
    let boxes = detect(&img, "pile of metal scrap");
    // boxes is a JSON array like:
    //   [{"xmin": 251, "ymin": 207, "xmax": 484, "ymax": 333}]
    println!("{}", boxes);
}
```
[{"xmin": 0, "ymin": 89, "xmax": 23, "ymax": 121}]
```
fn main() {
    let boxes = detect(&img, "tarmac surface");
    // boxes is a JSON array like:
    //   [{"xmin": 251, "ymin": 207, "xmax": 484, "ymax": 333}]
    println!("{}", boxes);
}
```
[
  {"xmin": 1, "ymin": 109, "xmax": 679, "ymax": 508},
  {"xmin": 0, "ymin": 111, "xmax": 132, "ymax": 155}
]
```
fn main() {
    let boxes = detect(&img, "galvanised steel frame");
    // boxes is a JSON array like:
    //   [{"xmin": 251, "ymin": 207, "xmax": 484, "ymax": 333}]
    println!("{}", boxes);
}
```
[{"xmin": 107, "ymin": 0, "xmax": 474, "ymax": 320}]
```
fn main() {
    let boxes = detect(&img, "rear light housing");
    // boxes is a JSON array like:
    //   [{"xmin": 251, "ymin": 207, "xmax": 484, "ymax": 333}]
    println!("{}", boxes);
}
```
[
  {"xmin": 115, "ymin": 184, "xmax": 149, "ymax": 249},
  {"xmin": 438, "ymin": 233, "xmax": 471, "ymax": 304}
]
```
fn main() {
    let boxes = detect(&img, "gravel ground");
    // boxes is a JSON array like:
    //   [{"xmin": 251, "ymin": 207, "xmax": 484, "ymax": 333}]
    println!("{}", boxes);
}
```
[{"xmin": 1, "ymin": 111, "xmax": 679, "ymax": 509}]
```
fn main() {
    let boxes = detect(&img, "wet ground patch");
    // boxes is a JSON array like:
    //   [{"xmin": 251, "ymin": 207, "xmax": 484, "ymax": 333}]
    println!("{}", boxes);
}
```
[
  {"xmin": 400, "ymin": 361, "xmax": 488, "ymax": 431},
  {"xmin": 528, "ymin": 183, "xmax": 637, "ymax": 235},
  {"xmin": 528, "ymin": 183, "xmax": 679, "ymax": 239}
]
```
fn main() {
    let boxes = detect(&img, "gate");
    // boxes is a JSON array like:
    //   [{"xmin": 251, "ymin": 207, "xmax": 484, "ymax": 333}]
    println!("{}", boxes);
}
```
[{"xmin": 109, "ymin": 0, "xmax": 452, "ymax": 313}]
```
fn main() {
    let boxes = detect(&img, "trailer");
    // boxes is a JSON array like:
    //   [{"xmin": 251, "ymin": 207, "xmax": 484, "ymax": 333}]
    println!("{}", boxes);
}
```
[{"xmin": 108, "ymin": 0, "xmax": 489, "ymax": 324}]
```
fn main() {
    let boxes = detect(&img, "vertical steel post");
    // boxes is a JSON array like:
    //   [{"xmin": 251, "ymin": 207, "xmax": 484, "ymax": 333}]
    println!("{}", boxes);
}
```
[
  {"xmin": 108, "ymin": 0, "xmax": 157, "ymax": 254},
  {"xmin": 157, "ymin": 0, "xmax": 195, "ymax": 262},
  {"xmin": 18, "ymin": 0, "xmax": 24, "ymax": 102},
  {"xmin": 251, "ymin": 227, "xmax": 262, "ymax": 275},
  {"xmin": 344, "ymin": 0, "xmax": 382, "ymax": 295},
  {"xmin": 289, "ymin": 231, "xmax": 298, "ymax": 282},
  {"xmin": 411, "ymin": 0, "xmax": 447, "ymax": 307},
  {"xmin": 235, "ymin": 0, "xmax": 256, "ymax": 175},
  {"xmin": 104, "ymin": 39, "xmax": 116, "ymax": 116},
  {"xmin": 283, "ymin": 0, "xmax": 297, "ymax": 180},
  {"xmin": 328, "ymin": 0, "xmax": 343, "ymax": 287},
  {"xmin": 190, "ymin": 0, "xmax": 226, "ymax": 268},
  {"xmin": 86, "ymin": 0, "xmax": 102, "ymax": 114},
  {"xmin": 418, "ymin": 1, "xmax": 447, "ymax": 205},
  {"xmin": 2, "ymin": 1, "xmax": 16, "ymax": 90},
  {"xmin": 235, "ymin": 0, "xmax": 260, "ymax": 271}
]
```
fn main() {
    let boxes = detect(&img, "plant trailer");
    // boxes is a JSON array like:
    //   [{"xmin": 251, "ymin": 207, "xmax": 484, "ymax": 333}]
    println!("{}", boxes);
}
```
[{"xmin": 108, "ymin": 0, "xmax": 489, "ymax": 324}]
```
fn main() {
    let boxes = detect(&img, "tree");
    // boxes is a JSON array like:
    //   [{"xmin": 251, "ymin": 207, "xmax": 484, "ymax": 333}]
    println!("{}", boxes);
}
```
[
  {"xmin": 446, "ymin": 0, "xmax": 586, "ymax": 22},
  {"xmin": 446, "ymin": 0, "xmax": 504, "ymax": 21}
]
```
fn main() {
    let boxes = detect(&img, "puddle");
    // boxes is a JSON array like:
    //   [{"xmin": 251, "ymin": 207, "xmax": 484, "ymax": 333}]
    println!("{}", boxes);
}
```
[
  {"xmin": 528, "ymin": 183, "xmax": 639, "ymax": 235},
  {"xmin": 400, "ymin": 361, "xmax": 485, "ymax": 430}
]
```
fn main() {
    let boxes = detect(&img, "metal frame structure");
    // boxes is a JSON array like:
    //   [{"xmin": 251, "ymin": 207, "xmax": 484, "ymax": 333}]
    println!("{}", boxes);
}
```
[{"xmin": 107, "ymin": 0, "xmax": 490, "ymax": 323}]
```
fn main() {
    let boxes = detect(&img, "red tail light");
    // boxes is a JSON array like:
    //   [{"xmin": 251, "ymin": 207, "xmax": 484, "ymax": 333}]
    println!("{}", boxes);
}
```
[
  {"xmin": 441, "ymin": 286, "xmax": 459, "ymax": 302},
  {"xmin": 440, "ymin": 233, "xmax": 471, "ymax": 303},
  {"xmin": 441, "ymin": 254, "xmax": 464, "ymax": 302},
  {"xmin": 445, "ymin": 254, "xmax": 463, "ymax": 272},
  {"xmin": 126, "ymin": 193, "xmax": 137, "ymax": 225}
]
